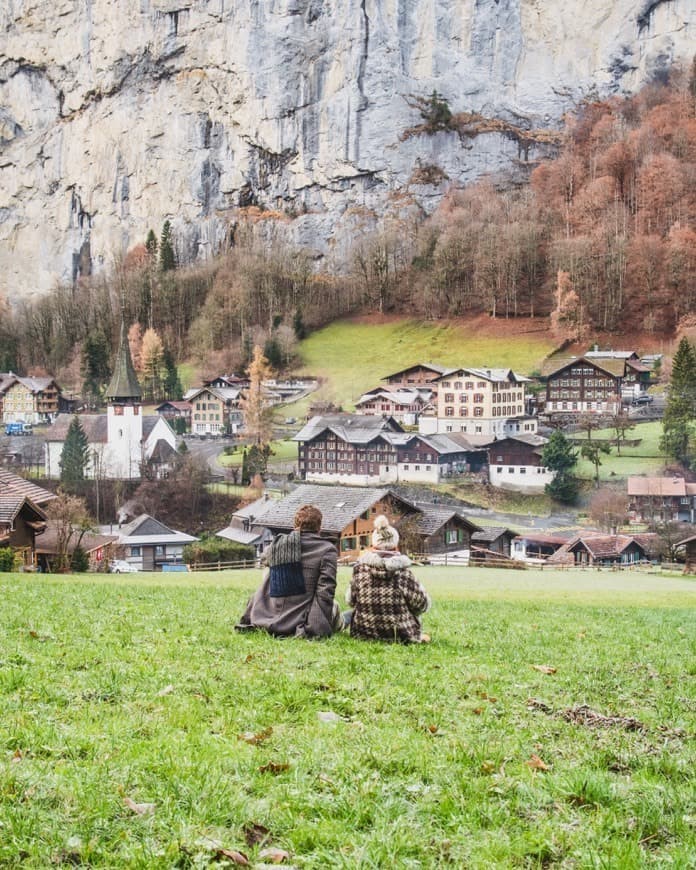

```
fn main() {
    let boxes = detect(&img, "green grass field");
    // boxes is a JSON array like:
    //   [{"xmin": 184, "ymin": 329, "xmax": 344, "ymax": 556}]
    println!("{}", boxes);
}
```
[
  {"xmin": 1, "ymin": 568, "xmax": 694, "ymax": 867},
  {"xmin": 573, "ymin": 421, "xmax": 667, "ymax": 482},
  {"xmin": 291, "ymin": 319, "xmax": 556, "ymax": 412},
  {"xmin": 219, "ymin": 441, "xmax": 299, "ymax": 468}
]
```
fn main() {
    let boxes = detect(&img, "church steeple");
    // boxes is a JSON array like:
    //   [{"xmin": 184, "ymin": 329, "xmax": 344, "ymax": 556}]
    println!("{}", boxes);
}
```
[{"xmin": 105, "ymin": 317, "xmax": 142, "ymax": 404}]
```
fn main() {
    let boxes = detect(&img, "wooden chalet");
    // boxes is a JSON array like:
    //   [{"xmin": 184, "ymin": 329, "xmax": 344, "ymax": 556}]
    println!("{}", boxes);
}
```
[
  {"xmin": 35, "ymin": 522, "xmax": 117, "ymax": 573},
  {"xmin": 381, "ymin": 363, "xmax": 450, "ymax": 388},
  {"xmin": 252, "ymin": 484, "xmax": 421, "ymax": 561},
  {"xmin": 0, "ymin": 494, "xmax": 47, "ymax": 568},
  {"xmin": 627, "ymin": 476, "xmax": 696, "ymax": 523},
  {"xmin": 487, "ymin": 434, "xmax": 552, "ymax": 492},
  {"xmin": 542, "ymin": 351, "xmax": 650, "ymax": 415},
  {"xmin": 471, "ymin": 527, "xmax": 517, "ymax": 558},
  {"xmin": 413, "ymin": 506, "xmax": 481, "ymax": 555},
  {"xmin": 511, "ymin": 533, "xmax": 568, "ymax": 562},
  {"xmin": 548, "ymin": 534, "xmax": 655, "ymax": 567},
  {"xmin": 155, "ymin": 400, "xmax": 192, "ymax": 428}
]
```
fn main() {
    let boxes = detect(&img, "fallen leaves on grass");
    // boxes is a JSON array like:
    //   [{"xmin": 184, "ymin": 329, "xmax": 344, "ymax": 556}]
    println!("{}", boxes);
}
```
[
  {"xmin": 526, "ymin": 754, "xmax": 550, "ymax": 771},
  {"xmin": 560, "ymin": 705, "xmax": 645, "ymax": 732},
  {"xmin": 123, "ymin": 796, "xmax": 156, "ymax": 815},
  {"xmin": 259, "ymin": 762, "xmax": 290, "ymax": 774},
  {"xmin": 532, "ymin": 665, "xmax": 557, "ymax": 675},
  {"xmin": 213, "ymin": 847, "xmax": 250, "ymax": 865},
  {"xmin": 243, "ymin": 823, "xmax": 270, "ymax": 847},
  {"xmin": 238, "ymin": 727, "xmax": 273, "ymax": 745},
  {"xmin": 259, "ymin": 847, "xmax": 290, "ymax": 863}
]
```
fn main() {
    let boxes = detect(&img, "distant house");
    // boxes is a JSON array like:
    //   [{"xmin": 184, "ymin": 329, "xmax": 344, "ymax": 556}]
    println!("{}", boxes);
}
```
[
  {"xmin": 512, "ymin": 533, "xmax": 568, "ymax": 563},
  {"xmin": 487, "ymin": 434, "xmax": 552, "ymax": 493},
  {"xmin": 155, "ymin": 400, "xmax": 192, "ymax": 430},
  {"xmin": 0, "ymin": 494, "xmax": 47, "ymax": 568},
  {"xmin": 548, "ymin": 533, "xmax": 658, "ymax": 567},
  {"xmin": 185, "ymin": 385, "xmax": 243, "ymax": 436},
  {"xmin": 677, "ymin": 533, "xmax": 696, "ymax": 573},
  {"xmin": 354, "ymin": 387, "xmax": 431, "ymax": 425},
  {"xmin": 412, "ymin": 506, "xmax": 481, "ymax": 555},
  {"xmin": 0, "ymin": 374, "xmax": 62, "ymax": 424},
  {"xmin": 253, "ymin": 484, "xmax": 421, "ymax": 561},
  {"xmin": 627, "ymin": 476, "xmax": 696, "ymax": 523},
  {"xmin": 471, "ymin": 527, "xmax": 516, "ymax": 558},
  {"xmin": 216, "ymin": 495, "xmax": 275, "ymax": 557},
  {"xmin": 543, "ymin": 351, "xmax": 650, "ymax": 415},
  {"xmin": 204, "ymin": 374, "xmax": 249, "ymax": 390},
  {"xmin": 381, "ymin": 363, "xmax": 450, "ymax": 388},
  {"xmin": 35, "ymin": 522, "xmax": 117, "ymax": 573},
  {"xmin": 100, "ymin": 514, "xmax": 198, "ymax": 571}
]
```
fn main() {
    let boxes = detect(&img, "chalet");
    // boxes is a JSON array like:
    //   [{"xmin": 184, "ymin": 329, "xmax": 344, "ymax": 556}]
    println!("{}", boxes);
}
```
[
  {"xmin": 216, "ymin": 495, "xmax": 275, "ymax": 557},
  {"xmin": 294, "ymin": 416, "xmax": 488, "ymax": 486},
  {"xmin": 204, "ymin": 374, "xmax": 249, "ymax": 390},
  {"xmin": 100, "ymin": 514, "xmax": 198, "ymax": 571},
  {"xmin": 186, "ymin": 385, "xmax": 243, "ymax": 435},
  {"xmin": 419, "ymin": 367, "xmax": 536, "ymax": 439},
  {"xmin": 543, "ymin": 351, "xmax": 650, "ymax": 414},
  {"xmin": 354, "ymin": 387, "xmax": 431, "ymax": 425},
  {"xmin": 253, "ymin": 484, "xmax": 421, "ymax": 561},
  {"xmin": 471, "ymin": 527, "xmax": 517, "ymax": 558},
  {"xmin": 511, "ymin": 533, "xmax": 568, "ymax": 563},
  {"xmin": 677, "ymin": 533, "xmax": 696, "ymax": 573},
  {"xmin": 35, "ymin": 523, "xmax": 117, "ymax": 573},
  {"xmin": 487, "ymin": 434, "xmax": 552, "ymax": 493},
  {"xmin": 412, "ymin": 506, "xmax": 481, "ymax": 555},
  {"xmin": 0, "ymin": 494, "xmax": 47, "ymax": 569},
  {"xmin": 1, "ymin": 374, "xmax": 62, "ymax": 424},
  {"xmin": 627, "ymin": 476, "xmax": 696, "ymax": 523},
  {"xmin": 548, "ymin": 534, "xmax": 655, "ymax": 567},
  {"xmin": 155, "ymin": 400, "xmax": 192, "ymax": 429},
  {"xmin": 381, "ymin": 363, "xmax": 450, "ymax": 388}
]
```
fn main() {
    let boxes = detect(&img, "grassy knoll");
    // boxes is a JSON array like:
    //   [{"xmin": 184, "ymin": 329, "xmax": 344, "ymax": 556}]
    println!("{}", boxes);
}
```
[
  {"xmin": 573, "ymin": 421, "xmax": 666, "ymax": 482},
  {"xmin": 1, "ymin": 568, "xmax": 693, "ymax": 867},
  {"xmin": 219, "ymin": 440, "xmax": 298, "ymax": 467},
  {"xmin": 293, "ymin": 318, "xmax": 556, "ymax": 411}
]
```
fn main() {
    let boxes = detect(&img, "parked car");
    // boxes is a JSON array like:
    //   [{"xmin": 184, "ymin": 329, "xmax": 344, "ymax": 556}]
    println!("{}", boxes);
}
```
[
  {"xmin": 109, "ymin": 559, "xmax": 138, "ymax": 574},
  {"xmin": 4, "ymin": 422, "xmax": 32, "ymax": 435},
  {"xmin": 632, "ymin": 395, "xmax": 654, "ymax": 406}
]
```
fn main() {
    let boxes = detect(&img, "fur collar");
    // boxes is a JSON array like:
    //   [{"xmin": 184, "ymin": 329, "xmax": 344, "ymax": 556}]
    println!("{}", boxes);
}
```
[{"xmin": 357, "ymin": 550, "xmax": 411, "ymax": 572}]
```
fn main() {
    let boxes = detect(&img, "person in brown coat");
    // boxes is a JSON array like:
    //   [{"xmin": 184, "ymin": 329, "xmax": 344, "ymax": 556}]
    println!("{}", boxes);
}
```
[
  {"xmin": 235, "ymin": 504, "xmax": 342, "ymax": 638},
  {"xmin": 347, "ymin": 515, "xmax": 431, "ymax": 644}
]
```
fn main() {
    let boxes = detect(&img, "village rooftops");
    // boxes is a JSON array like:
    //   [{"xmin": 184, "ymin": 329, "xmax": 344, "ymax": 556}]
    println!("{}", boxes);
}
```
[
  {"xmin": 251, "ymin": 484, "xmax": 418, "ymax": 535},
  {"xmin": 627, "ymin": 476, "xmax": 696, "ymax": 497},
  {"xmin": 293, "ymin": 415, "xmax": 404, "ymax": 443},
  {"xmin": 413, "ymin": 505, "xmax": 481, "ymax": 537},
  {"xmin": 100, "ymin": 514, "xmax": 198, "ymax": 546},
  {"xmin": 0, "ymin": 469, "xmax": 56, "ymax": 505},
  {"xmin": 0, "ymin": 492, "xmax": 47, "ymax": 528},
  {"xmin": 381, "ymin": 363, "xmax": 450, "ymax": 381},
  {"xmin": 44, "ymin": 414, "xmax": 165, "ymax": 444},
  {"xmin": 472, "ymin": 526, "xmax": 517, "ymax": 544},
  {"xmin": 542, "ymin": 354, "xmax": 650, "ymax": 379},
  {"xmin": 434, "ymin": 367, "xmax": 530, "ymax": 384}
]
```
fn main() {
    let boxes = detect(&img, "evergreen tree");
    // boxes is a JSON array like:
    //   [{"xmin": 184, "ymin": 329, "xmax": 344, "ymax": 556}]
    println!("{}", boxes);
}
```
[
  {"xmin": 293, "ymin": 308, "xmax": 306, "ymax": 340},
  {"xmin": 541, "ymin": 429, "xmax": 579, "ymax": 503},
  {"xmin": 145, "ymin": 228, "xmax": 158, "ymax": 258},
  {"xmin": 60, "ymin": 416, "xmax": 90, "ymax": 491},
  {"xmin": 81, "ymin": 330, "xmax": 111, "ymax": 407},
  {"xmin": 263, "ymin": 336, "xmax": 282, "ymax": 369},
  {"xmin": 660, "ymin": 337, "xmax": 696, "ymax": 466},
  {"xmin": 162, "ymin": 347, "xmax": 183, "ymax": 400},
  {"xmin": 159, "ymin": 220, "xmax": 176, "ymax": 272}
]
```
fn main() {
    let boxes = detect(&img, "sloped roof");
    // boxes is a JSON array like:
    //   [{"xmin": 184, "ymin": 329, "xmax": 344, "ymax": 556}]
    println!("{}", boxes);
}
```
[
  {"xmin": 101, "ymin": 513, "xmax": 198, "ymax": 545},
  {"xmin": 293, "ymin": 415, "xmax": 403, "ymax": 444},
  {"xmin": 148, "ymin": 438, "xmax": 177, "ymax": 463},
  {"xmin": 35, "ymin": 522, "xmax": 117, "ymax": 555},
  {"xmin": 513, "ymin": 533, "xmax": 568, "ymax": 546},
  {"xmin": 252, "ymin": 485, "xmax": 419, "ymax": 534},
  {"xmin": 568, "ymin": 534, "xmax": 645, "ymax": 559},
  {"xmin": 216, "ymin": 526, "xmax": 264, "ymax": 545},
  {"xmin": 234, "ymin": 496, "xmax": 276, "ymax": 521},
  {"xmin": 627, "ymin": 476, "xmax": 688, "ymax": 497},
  {"xmin": 435, "ymin": 367, "xmax": 529, "ymax": 384},
  {"xmin": 155, "ymin": 401, "xmax": 192, "ymax": 412},
  {"xmin": 0, "ymin": 469, "xmax": 56, "ymax": 505},
  {"xmin": 381, "ymin": 362, "xmax": 450, "ymax": 381},
  {"xmin": 414, "ymin": 506, "xmax": 481, "ymax": 537},
  {"xmin": 105, "ymin": 318, "xmax": 142, "ymax": 401},
  {"xmin": 355, "ymin": 388, "xmax": 427, "ymax": 407},
  {"xmin": 11, "ymin": 376, "xmax": 58, "ymax": 394},
  {"xmin": 0, "ymin": 373, "xmax": 17, "ymax": 394},
  {"xmin": 0, "ymin": 494, "xmax": 46, "ymax": 526},
  {"xmin": 472, "ymin": 526, "xmax": 516, "ymax": 544},
  {"xmin": 542, "ymin": 355, "xmax": 625, "ymax": 378},
  {"xmin": 585, "ymin": 350, "xmax": 638, "ymax": 360},
  {"xmin": 46, "ymin": 415, "xmax": 108, "ymax": 444}
]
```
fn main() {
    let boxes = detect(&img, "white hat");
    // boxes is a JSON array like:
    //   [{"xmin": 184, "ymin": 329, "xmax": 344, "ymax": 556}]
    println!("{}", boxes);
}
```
[{"xmin": 372, "ymin": 515, "xmax": 399, "ymax": 550}]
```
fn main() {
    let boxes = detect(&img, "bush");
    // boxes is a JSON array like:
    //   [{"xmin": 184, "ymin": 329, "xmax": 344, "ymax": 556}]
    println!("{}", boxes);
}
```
[
  {"xmin": 70, "ymin": 546, "xmax": 90, "ymax": 573},
  {"xmin": 0, "ymin": 547, "xmax": 19, "ymax": 572},
  {"xmin": 183, "ymin": 537, "xmax": 255, "ymax": 565}
]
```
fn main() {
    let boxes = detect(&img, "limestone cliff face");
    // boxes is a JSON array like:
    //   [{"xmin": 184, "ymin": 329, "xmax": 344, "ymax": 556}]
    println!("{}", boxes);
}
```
[{"xmin": 1, "ymin": 0, "xmax": 693, "ymax": 300}]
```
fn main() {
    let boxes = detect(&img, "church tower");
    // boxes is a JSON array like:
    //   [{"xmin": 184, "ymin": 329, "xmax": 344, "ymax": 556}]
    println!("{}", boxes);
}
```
[{"xmin": 105, "ymin": 318, "xmax": 143, "ymax": 479}]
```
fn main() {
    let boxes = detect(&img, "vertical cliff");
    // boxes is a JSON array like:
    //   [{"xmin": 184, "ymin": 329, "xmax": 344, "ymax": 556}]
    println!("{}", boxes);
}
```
[{"xmin": 0, "ymin": 0, "xmax": 693, "ymax": 299}]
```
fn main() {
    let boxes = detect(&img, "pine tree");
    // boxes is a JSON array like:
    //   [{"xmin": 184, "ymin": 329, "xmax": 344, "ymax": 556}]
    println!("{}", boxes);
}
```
[
  {"xmin": 162, "ymin": 347, "xmax": 183, "ymax": 400},
  {"xmin": 80, "ymin": 331, "xmax": 111, "ymax": 408},
  {"xmin": 660, "ymin": 337, "xmax": 696, "ymax": 466},
  {"xmin": 541, "ymin": 429, "xmax": 579, "ymax": 503},
  {"xmin": 159, "ymin": 220, "xmax": 176, "ymax": 272},
  {"xmin": 60, "ymin": 416, "xmax": 90, "ymax": 491}
]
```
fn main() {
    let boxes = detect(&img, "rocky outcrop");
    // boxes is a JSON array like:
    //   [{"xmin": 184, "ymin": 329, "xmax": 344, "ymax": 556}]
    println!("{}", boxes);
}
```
[{"xmin": 0, "ymin": 0, "xmax": 693, "ymax": 300}]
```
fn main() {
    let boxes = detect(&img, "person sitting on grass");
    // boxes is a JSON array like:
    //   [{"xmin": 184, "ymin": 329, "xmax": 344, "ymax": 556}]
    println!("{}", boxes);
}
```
[
  {"xmin": 346, "ymin": 515, "xmax": 431, "ymax": 644},
  {"xmin": 235, "ymin": 504, "xmax": 342, "ymax": 638}
]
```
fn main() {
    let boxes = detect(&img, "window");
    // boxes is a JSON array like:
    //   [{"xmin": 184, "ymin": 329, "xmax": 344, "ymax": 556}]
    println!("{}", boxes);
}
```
[
  {"xmin": 445, "ymin": 407, "xmax": 454, "ymax": 417},
  {"xmin": 454, "ymin": 381, "xmax": 462, "ymax": 389},
  {"xmin": 403, "ymin": 464, "xmax": 409, "ymax": 470},
  {"xmin": 459, "ymin": 394, "xmax": 467, "ymax": 403},
  {"xmin": 520, "ymin": 467, "xmax": 526, "ymax": 474},
  {"xmin": 473, "ymin": 393, "xmax": 484, "ymax": 403},
  {"xmin": 359, "ymin": 535, "xmax": 370, "ymax": 548},
  {"xmin": 155, "ymin": 545, "xmax": 166, "ymax": 557},
  {"xmin": 496, "ymin": 467, "xmax": 502, "ymax": 473},
  {"xmin": 130, "ymin": 547, "xmax": 141, "ymax": 557},
  {"xmin": 446, "ymin": 529, "xmax": 458, "ymax": 544},
  {"xmin": 340, "ymin": 537, "xmax": 356, "ymax": 552},
  {"xmin": 415, "ymin": 465, "xmax": 420, "ymax": 471},
  {"xmin": 474, "ymin": 407, "xmax": 483, "ymax": 417},
  {"xmin": 444, "ymin": 393, "xmax": 454, "ymax": 403},
  {"xmin": 465, "ymin": 381, "xmax": 473, "ymax": 390},
  {"xmin": 508, "ymin": 467, "xmax": 514, "ymax": 473}
]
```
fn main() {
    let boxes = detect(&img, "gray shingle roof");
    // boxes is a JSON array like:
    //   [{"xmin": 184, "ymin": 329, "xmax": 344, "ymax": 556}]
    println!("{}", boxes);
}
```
[
  {"xmin": 252, "ymin": 484, "xmax": 418, "ymax": 534},
  {"xmin": 0, "ymin": 494, "xmax": 46, "ymax": 526},
  {"xmin": 414, "ymin": 506, "xmax": 481, "ymax": 537},
  {"xmin": 293, "ymin": 415, "xmax": 403, "ymax": 444},
  {"xmin": 0, "ymin": 469, "xmax": 56, "ymax": 505},
  {"xmin": 472, "ymin": 527, "xmax": 516, "ymax": 544},
  {"xmin": 46, "ymin": 415, "xmax": 108, "ymax": 443},
  {"xmin": 105, "ymin": 318, "xmax": 142, "ymax": 401}
]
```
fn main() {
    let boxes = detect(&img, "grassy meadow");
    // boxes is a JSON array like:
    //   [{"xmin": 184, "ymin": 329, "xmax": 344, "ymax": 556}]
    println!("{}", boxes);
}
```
[
  {"xmin": 291, "ymin": 318, "xmax": 557, "ymax": 413},
  {"xmin": 1, "ymin": 567, "xmax": 694, "ymax": 868},
  {"xmin": 572, "ymin": 421, "xmax": 666, "ymax": 483}
]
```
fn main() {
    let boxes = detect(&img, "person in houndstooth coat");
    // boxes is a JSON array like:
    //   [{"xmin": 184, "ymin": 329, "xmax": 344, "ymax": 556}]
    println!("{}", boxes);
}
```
[{"xmin": 347, "ymin": 515, "xmax": 431, "ymax": 644}]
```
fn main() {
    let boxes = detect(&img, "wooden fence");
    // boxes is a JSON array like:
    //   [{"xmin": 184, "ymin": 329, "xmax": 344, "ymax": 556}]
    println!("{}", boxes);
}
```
[{"xmin": 188, "ymin": 559, "xmax": 260, "ymax": 572}]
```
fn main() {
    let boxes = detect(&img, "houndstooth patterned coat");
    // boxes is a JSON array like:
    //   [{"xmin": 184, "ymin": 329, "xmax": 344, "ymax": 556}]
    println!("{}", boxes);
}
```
[{"xmin": 347, "ymin": 551, "xmax": 430, "ymax": 644}]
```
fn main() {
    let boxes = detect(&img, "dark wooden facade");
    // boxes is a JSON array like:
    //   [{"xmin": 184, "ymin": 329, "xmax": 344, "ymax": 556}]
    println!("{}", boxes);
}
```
[
  {"xmin": 545, "ymin": 360, "xmax": 621, "ymax": 413},
  {"xmin": 299, "ymin": 432, "xmax": 398, "ymax": 478}
]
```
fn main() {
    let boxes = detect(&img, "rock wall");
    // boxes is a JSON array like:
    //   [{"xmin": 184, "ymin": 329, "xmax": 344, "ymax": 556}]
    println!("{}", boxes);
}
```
[{"xmin": 0, "ymin": 0, "xmax": 693, "ymax": 300}]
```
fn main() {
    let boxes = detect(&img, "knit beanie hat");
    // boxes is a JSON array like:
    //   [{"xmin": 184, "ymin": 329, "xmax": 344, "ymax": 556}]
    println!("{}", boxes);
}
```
[{"xmin": 372, "ymin": 515, "xmax": 399, "ymax": 550}]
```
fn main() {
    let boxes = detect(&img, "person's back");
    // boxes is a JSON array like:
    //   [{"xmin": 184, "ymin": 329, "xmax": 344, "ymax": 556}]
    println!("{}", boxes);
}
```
[
  {"xmin": 236, "ymin": 504, "xmax": 341, "ymax": 638},
  {"xmin": 348, "ymin": 516, "xmax": 431, "ymax": 644}
]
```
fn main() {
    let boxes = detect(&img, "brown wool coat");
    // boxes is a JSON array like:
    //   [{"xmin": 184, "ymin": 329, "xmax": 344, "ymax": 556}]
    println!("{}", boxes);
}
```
[
  {"xmin": 240, "ymin": 532, "xmax": 339, "ymax": 637},
  {"xmin": 347, "ymin": 550, "xmax": 431, "ymax": 644}
]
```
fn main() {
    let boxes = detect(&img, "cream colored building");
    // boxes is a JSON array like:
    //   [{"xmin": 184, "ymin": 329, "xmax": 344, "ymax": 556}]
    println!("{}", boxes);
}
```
[{"xmin": 419, "ymin": 367, "xmax": 536, "ymax": 439}]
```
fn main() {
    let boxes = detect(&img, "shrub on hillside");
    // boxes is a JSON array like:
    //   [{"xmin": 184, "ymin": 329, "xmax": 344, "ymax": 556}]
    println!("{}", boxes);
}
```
[
  {"xmin": 0, "ymin": 547, "xmax": 19, "ymax": 572},
  {"xmin": 183, "ymin": 537, "xmax": 255, "ymax": 565}
]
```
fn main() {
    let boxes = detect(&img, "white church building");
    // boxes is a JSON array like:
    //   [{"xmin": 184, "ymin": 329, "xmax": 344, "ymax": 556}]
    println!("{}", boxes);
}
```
[{"xmin": 45, "ymin": 321, "xmax": 178, "ymax": 480}]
